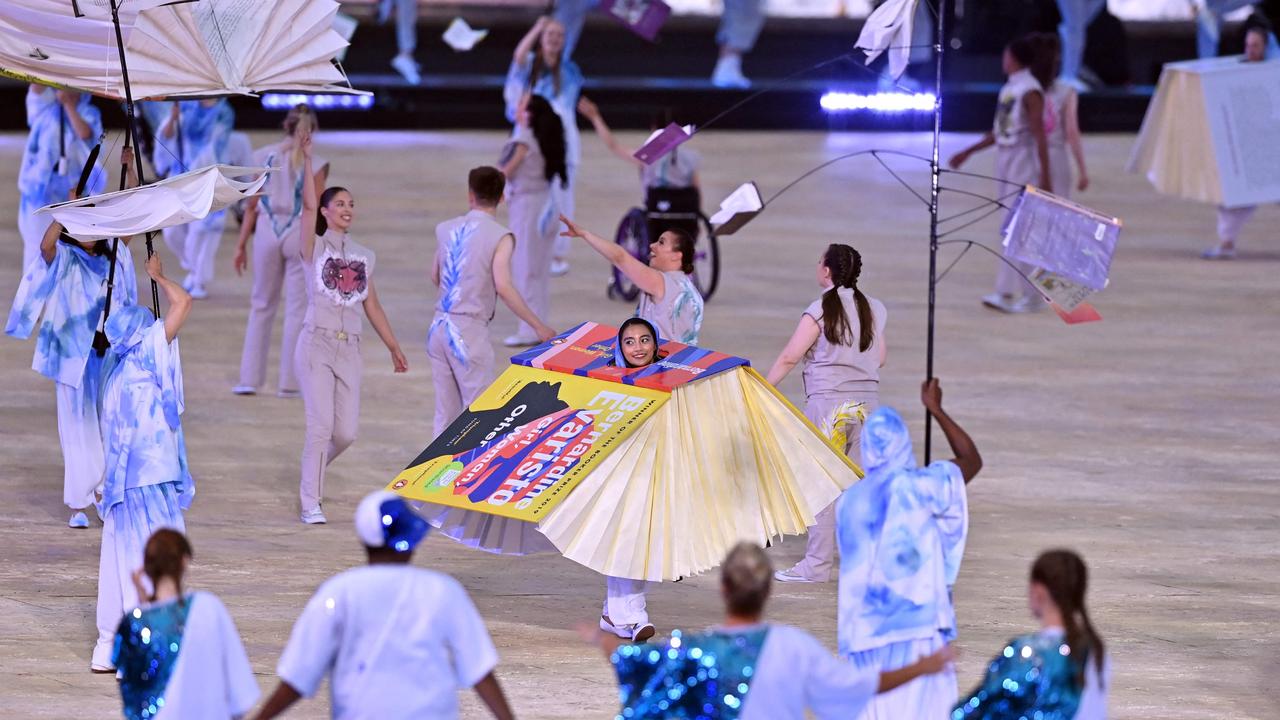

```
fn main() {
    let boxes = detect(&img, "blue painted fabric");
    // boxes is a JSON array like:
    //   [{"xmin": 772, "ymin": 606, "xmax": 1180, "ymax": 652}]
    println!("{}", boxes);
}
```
[{"xmin": 19, "ymin": 90, "xmax": 105, "ymax": 216}]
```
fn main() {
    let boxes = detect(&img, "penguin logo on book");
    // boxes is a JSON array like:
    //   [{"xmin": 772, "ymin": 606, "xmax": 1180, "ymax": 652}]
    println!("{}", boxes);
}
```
[{"xmin": 29, "ymin": 48, "xmax": 49, "ymax": 61}]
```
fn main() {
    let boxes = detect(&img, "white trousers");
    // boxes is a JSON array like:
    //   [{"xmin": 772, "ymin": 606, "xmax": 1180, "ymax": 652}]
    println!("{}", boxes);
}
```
[
  {"xmin": 1217, "ymin": 205, "xmax": 1257, "ymax": 245},
  {"xmin": 163, "ymin": 215, "xmax": 227, "ymax": 289},
  {"xmin": 237, "ymin": 218, "xmax": 306, "ymax": 392},
  {"xmin": 55, "ymin": 358, "xmax": 105, "ymax": 510},
  {"xmin": 551, "ymin": 166, "xmax": 576, "ymax": 260},
  {"xmin": 603, "ymin": 576, "xmax": 649, "ymax": 626},
  {"xmin": 849, "ymin": 634, "xmax": 957, "ymax": 720}
]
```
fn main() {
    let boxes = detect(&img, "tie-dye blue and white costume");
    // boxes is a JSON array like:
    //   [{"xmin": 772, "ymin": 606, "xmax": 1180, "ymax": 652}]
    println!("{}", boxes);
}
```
[
  {"xmin": 17, "ymin": 88, "xmax": 105, "ymax": 270},
  {"xmin": 6, "ymin": 240, "xmax": 137, "ymax": 509},
  {"xmin": 154, "ymin": 100, "xmax": 236, "ymax": 291},
  {"xmin": 428, "ymin": 209, "xmax": 510, "ymax": 435},
  {"xmin": 837, "ymin": 406, "xmax": 968, "ymax": 720},
  {"xmin": 92, "ymin": 306, "xmax": 193, "ymax": 671}
]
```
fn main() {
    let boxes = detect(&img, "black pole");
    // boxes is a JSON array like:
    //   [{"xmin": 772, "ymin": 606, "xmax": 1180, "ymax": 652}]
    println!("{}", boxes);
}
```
[
  {"xmin": 95, "ymin": 146, "xmax": 130, "ymax": 356},
  {"xmin": 108, "ymin": 0, "xmax": 161, "ymax": 316},
  {"xmin": 924, "ymin": 0, "xmax": 946, "ymax": 464}
]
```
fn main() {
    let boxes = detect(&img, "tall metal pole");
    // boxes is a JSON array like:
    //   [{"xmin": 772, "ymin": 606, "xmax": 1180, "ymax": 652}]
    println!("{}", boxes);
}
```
[
  {"xmin": 109, "ymin": 0, "xmax": 161, "ymax": 316},
  {"xmin": 924, "ymin": 0, "xmax": 947, "ymax": 463}
]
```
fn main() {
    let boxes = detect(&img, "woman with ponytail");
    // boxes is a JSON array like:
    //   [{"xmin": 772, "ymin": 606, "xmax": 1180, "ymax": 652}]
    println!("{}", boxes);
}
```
[
  {"xmin": 294, "ymin": 130, "xmax": 408, "ymax": 525},
  {"xmin": 764, "ymin": 243, "xmax": 887, "ymax": 584},
  {"xmin": 954, "ymin": 549, "xmax": 1110, "ymax": 719},
  {"xmin": 113, "ymin": 529, "xmax": 259, "ymax": 719},
  {"xmin": 232, "ymin": 104, "xmax": 329, "ymax": 398}
]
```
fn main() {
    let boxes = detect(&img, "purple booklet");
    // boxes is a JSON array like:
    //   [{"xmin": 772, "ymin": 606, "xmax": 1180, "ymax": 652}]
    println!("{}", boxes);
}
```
[
  {"xmin": 633, "ymin": 123, "xmax": 694, "ymax": 165},
  {"xmin": 599, "ymin": 0, "xmax": 672, "ymax": 42}
]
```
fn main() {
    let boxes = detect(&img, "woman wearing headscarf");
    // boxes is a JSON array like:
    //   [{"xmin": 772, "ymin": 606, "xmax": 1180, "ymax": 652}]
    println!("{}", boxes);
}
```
[
  {"xmin": 91, "ymin": 255, "xmax": 195, "ymax": 672},
  {"xmin": 836, "ymin": 379, "xmax": 981, "ymax": 719}
]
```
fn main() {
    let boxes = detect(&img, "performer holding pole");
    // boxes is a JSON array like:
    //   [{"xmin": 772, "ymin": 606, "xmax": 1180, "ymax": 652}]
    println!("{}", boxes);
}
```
[{"xmin": 764, "ymin": 243, "xmax": 886, "ymax": 584}]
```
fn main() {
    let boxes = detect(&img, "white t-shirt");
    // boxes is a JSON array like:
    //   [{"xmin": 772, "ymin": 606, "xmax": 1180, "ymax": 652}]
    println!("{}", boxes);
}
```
[
  {"xmin": 735, "ymin": 624, "xmax": 879, "ymax": 720},
  {"xmin": 277, "ymin": 564, "xmax": 499, "ymax": 720}
]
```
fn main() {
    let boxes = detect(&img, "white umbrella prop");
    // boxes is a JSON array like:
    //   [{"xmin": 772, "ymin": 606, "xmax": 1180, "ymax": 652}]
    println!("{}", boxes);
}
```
[
  {"xmin": 37, "ymin": 164, "xmax": 269, "ymax": 241},
  {"xmin": 0, "ymin": 0, "xmax": 364, "ymax": 99}
]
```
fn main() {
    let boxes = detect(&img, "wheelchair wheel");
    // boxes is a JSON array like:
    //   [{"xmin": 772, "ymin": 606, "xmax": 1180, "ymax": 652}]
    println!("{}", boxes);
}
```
[
  {"xmin": 693, "ymin": 213, "xmax": 721, "ymax": 301},
  {"xmin": 610, "ymin": 207, "xmax": 649, "ymax": 302}
]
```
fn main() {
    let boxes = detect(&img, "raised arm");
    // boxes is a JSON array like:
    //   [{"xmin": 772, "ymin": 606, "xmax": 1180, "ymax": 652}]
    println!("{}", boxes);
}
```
[
  {"xmin": 765, "ymin": 314, "xmax": 820, "ymax": 386},
  {"xmin": 362, "ymin": 280, "xmax": 408, "ymax": 373},
  {"xmin": 493, "ymin": 234, "xmax": 555, "ymax": 341},
  {"xmin": 578, "ymin": 97, "xmax": 644, "ymax": 169},
  {"xmin": 1064, "ymin": 90, "xmax": 1089, "ymax": 191},
  {"xmin": 39, "ymin": 219, "xmax": 64, "ymax": 265},
  {"xmin": 559, "ymin": 215, "xmax": 665, "ymax": 298},
  {"xmin": 58, "ymin": 92, "xmax": 93, "ymax": 141},
  {"xmin": 159, "ymin": 102, "xmax": 180, "ymax": 140},
  {"xmin": 948, "ymin": 132, "xmax": 995, "ymax": 169},
  {"xmin": 146, "ymin": 255, "xmax": 192, "ymax": 342},
  {"xmin": 513, "ymin": 16, "xmax": 549, "ymax": 65},
  {"xmin": 297, "ymin": 132, "xmax": 318, "ymax": 264},
  {"xmin": 1023, "ymin": 90, "xmax": 1052, "ymax": 193},
  {"xmin": 921, "ymin": 379, "xmax": 982, "ymax": 483}
]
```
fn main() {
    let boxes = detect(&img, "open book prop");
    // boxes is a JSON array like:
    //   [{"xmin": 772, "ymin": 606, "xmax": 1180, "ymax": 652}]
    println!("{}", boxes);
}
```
[
  {"xmin": 1127, "ymin": 56, "xmax": 1280, "ymax": 208},
  {"xmin": 1001, "ymin": 186, "xmax": 1121, "ymax": 321},
  {"xmin": 38, "ymin": 164, "xmax": 268, "ymax": 241},
  {"xmin": 0, "ymin": 0, "xmax": 363, "ymax": 99},
  {"xmin": 599, "ymin": 0, "xmax": 671, "ymax": 43},
  {"xmin": 855, "ymin": 0, "xmax": 920, "ymax": 81},
  {"xmin": 443, "ymin": 17, "xmax": 488, "ymax": 52},
  {"xmin": 634, "ymin": 123, "xmax": 694, "ymax": 166},
  {"xmin": 388, "ymin": 322, "xmax": 862, "ymax": 582},
  {"xmin": 709, "ymin": 182, "xmax": 763, "ymax": 236}
]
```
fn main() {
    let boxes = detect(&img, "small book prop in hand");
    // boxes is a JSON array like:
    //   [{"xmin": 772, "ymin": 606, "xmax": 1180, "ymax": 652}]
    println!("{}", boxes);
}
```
[
  {"xmin": 443, "ymin": 17, "xmax": 488, "ymax": 52},
  {"xmin": 634, "ymin": 123, "xmax": 694, "ymax": 165},
  {"xmin": 599, "ymin": 0, "xmax": 672, "ymax": 42},
  {"xmin": 709, "ymin": 182, "xmax": 763, "ymax": 236}
]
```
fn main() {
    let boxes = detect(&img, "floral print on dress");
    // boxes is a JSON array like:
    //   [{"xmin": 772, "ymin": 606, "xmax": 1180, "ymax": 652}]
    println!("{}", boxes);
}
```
[{"xmin": 316, "ymin": 248, "xmax": 370, "ymax": 307}]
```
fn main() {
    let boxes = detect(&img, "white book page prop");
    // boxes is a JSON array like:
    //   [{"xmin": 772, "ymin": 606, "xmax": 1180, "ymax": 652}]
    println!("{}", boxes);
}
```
[
  {"xmin": 1028, "ymin": 268, "xmax": 1096, "ymax": 312},
  {"xmin": 443, "ymin": 17, "xmax": 488, "ymax": 52},
  {"xmin": 709, "ymin": 181, "xmax": 763, "ymax": 235},
  {"xmin": 1002, "ymin": 187, "xmax": 1120, "ymax": 290},
  {"xmin": 38, "ymin": 164, "xmax": 268, "ymax": 241},
  {"xmin": 633, "ymin": 123, "xmax": 694, "ymax": 165},
  {"xmin": 855, "ymin": 0, "xmax": 917, "ymax": 80},
  {"xmin": 192, "ymin": 0, "xmax": 270, "ymax": 91}
]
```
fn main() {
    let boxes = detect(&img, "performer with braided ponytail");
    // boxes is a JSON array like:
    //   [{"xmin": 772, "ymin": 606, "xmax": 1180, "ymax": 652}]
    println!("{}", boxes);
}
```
[
  {"xmin": 764, "ymin": 243, "xmax": 886, "ymax": 584},
  {"xmin": 954, "ymin": 549, "xmax": 1110, "ymax": 719}
]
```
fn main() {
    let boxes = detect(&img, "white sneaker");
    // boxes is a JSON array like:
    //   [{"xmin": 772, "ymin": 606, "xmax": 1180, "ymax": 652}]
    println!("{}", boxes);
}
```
[
  {"xmin": 503, "ymin": 333, "xmax": 539, "ymax": 348},
  {"xmin": 981, "ymin": 293, "xmax": 1019, "ymax": 313},
  {"xmin": 188, "ymin": 283, "xmax": 208, "ymax": 300},
  {"xmin": 601, "ymin": 615, "xmax": 656, "ymax": 642},
  {"xmin": 550, "ymin": 259, "xmax": 570, "ymax": 277},
  {"xmin": 391, "ymin": 55, "xmax": 421, "ymax": 85},
  {"xmin": 231, "ymin": 385, "xmax": 257, "ymax": 396},
  {"xmin": 181, "ymin": 275, "xmax": 194, "ymax": 292},
  {"xmin": 68, "ymin": 511, "xmax": 89, "ymax": 529},
  {"xmin": 774, "ymin": 567, "xmax": 824, "ymax": 583},
  {"xmin": 1008, "ymin": 296, "xmax": 1046, "ymax": 314},
  {"xmin": 300, "ymin": 508, "xmax": 327, "ymax": 525},
  {"xmin": 1201, "ymin": 245, "xmax": 1237, "ymax": 260},
  {"xmin": 277, "ymin": 388, "xmax": 301, "ymax": 399},
  {"xmin": 712, "ymin": 55, "xmax": 751, "ymax": 89}
]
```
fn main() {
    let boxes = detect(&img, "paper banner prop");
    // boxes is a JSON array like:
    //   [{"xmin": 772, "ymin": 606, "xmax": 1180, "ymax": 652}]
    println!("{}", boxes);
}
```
[
  {"xmin": 855, "ymin": 0, "xmax": 919, "ymax": 80},
  {"xmin": 390, "ymin": 326, "xmax": 861, "ymax": 581},
  {"xmin": 709, "ymin": 181, "xmax": 763, "ymax": 236},
  {"xmin": 510, "ymin": 322, "xmax": 748, "ymax": 391},
  {"xmin": 0, "ymin": 0, "xmax": 364, "ymax": 99},
  {"xmin": 442, "ymin": 17, "xmax": 488, "ymax": 52},
  {"xmin": 38, "ymin": 164, "xmax": 268, "ymax": 241},
  {"xmin": 599, "ymin": 0, "xmax": 671, "ymax": 42},
  {"xmin": 634, "ymin": 123, "xmax": 694, "ymax": 166},
  {"xmin": 1127, "ymin": 56, "xmax": 1280, "ymax": 208}
]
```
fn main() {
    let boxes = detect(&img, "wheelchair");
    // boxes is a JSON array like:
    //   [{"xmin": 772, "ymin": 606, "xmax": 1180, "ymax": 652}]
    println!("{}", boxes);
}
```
[{"xmin": 607, "ymin": 185, "xmax": 721, "ymax": 302}]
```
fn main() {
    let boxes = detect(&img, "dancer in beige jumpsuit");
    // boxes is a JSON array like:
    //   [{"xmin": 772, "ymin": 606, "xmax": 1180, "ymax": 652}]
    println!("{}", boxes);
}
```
[{"xmin": 294, "ymin": 132, "xmax": 408, "ymax": 525}]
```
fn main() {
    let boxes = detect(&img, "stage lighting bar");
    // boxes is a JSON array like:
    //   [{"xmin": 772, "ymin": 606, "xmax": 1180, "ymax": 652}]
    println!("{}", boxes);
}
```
[
  {"xmin": 819, "ymin": 91, "xmax": 936, "ymax": 113},
  {"xmin": 261, "ymin": 93, "xmax": 375, "ymax": 111}
]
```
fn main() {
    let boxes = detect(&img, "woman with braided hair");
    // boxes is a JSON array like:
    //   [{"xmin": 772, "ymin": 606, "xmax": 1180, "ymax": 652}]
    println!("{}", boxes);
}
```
[
  {"xmin": 954, "ymin": 549, "xmax": 1110, "ymax": 719},
  {"xmin": 764, "ymin": 243, "xmax": 887, "ymax": 584}
]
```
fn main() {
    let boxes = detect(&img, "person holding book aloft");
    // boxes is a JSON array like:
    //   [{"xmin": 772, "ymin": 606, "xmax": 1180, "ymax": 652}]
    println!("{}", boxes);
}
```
[
  {"xmin": 559, "ymin": 215, "xmax": 703, "ymax": 345},
  {"xmin": 764, "ymin": 243, "xmax": 887, "ymax": 584},
  {"xmin": 949, "ymin": 34, "xmax": 1054, "ymax": 314},
  {"xmin": 429, "ymin": 166, "xmax": 555, "ymax": 435}
]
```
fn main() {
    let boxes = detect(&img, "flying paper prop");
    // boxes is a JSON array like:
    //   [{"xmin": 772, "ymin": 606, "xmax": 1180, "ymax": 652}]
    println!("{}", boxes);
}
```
[
  {"xmin": 1000, "ymin": 186, "xmax": 1121, "ymax": 321},
  {"xmin": 37, "ymin": 164, "xmax": 268, "ymax": 241},
  {"xmin": 855, "ymin": 0, "xmax": 920, "ymax": 81},
  {"xmin": 389, "ymin": 322, "xmax": 862, "ymax": 581},
  {"xmin": 0, "ymin": 0, "xmax": 363, "ymax": 99},
  {"xmin": 1127, "ymin": 56, "xmax": 1280, "ymax": 208},
  {"xmin": 599, "ymin": 0, "xmax": 671, "ymax": 42},
  {"xmin": 709, "ymin": 181, "xmax": 763, "ymax": 235},
  {"xmin": 634, "ymin": 123, "xmax": 694, "ymax": 166},
  {"xmin": 443, "ymin": 17, "xmax": 488, "ymax": 52}
]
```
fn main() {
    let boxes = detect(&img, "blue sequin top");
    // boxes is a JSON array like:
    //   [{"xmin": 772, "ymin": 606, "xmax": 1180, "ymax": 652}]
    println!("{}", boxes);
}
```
[
  {"xmin": 952, "ymin": 631, "xmax": 1084, "ymax": 720},
  {"xmin": 612, "ymin": 627, "xmax": 769, "ymax": 720},
  {"xmin": 113, "ymin": 595, "xmax": 191, "ymax": 720}
]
